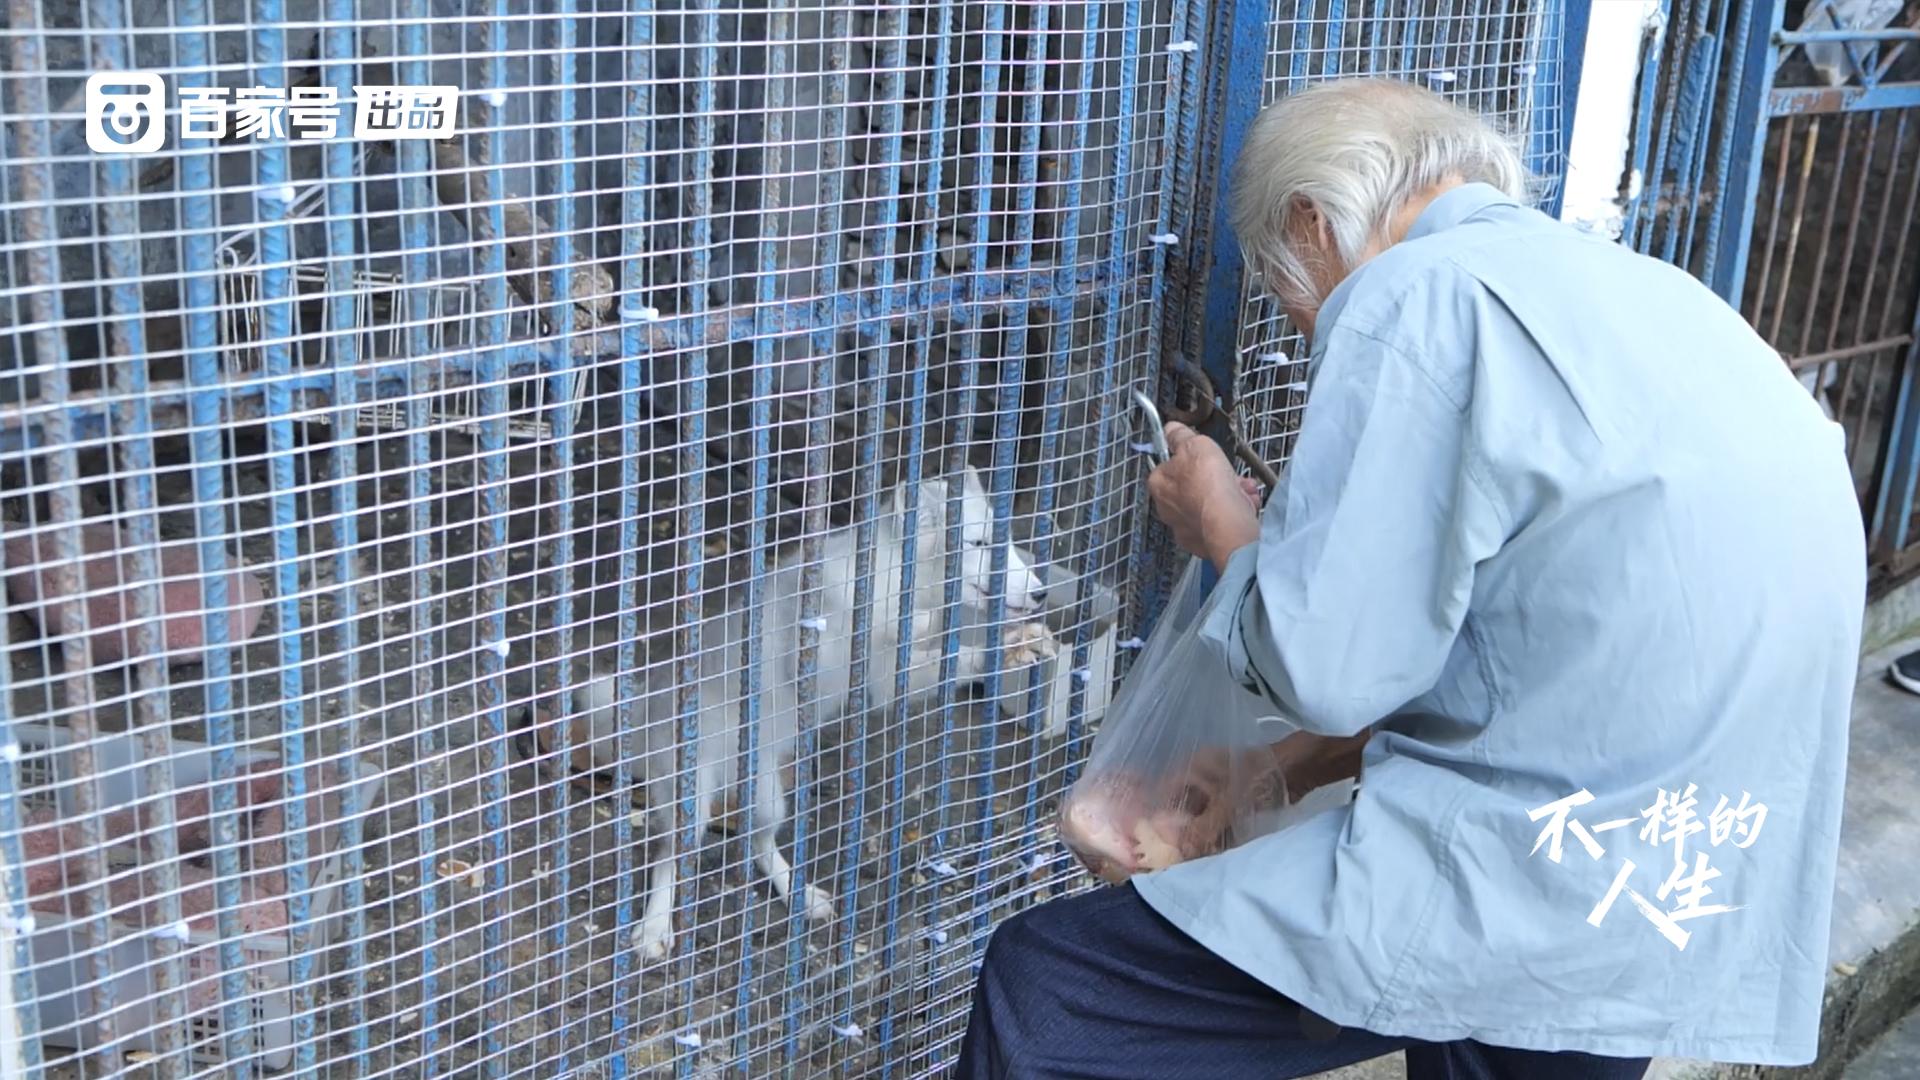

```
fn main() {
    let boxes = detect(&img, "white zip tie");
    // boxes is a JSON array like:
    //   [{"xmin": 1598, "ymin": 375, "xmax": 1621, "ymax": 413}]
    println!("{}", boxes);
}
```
[
  {"xmin": 620, "ymin": 302, "xmax": 662, "ymax": 323},
  {"xmin": 1259, "ymin": 350, "xmax": 1291, "ymax": 366},
  {"xmin": 1070, "ymin": 668, "xmax": 1091, "ymax": 686},
  {"xmin": 1148, "ymin": 232, "xmax": 1180, "ymax": 245},
  {"xmin": 275, "ymin": 184, "xmax": 299, "ymax": 205},
  {"xmin": 1129, "ymin": 441, "xmax": 1157, "ymax": 455},
  {"xmin": 1428, "ymin": 70, "xmax": 1458, "ymax": 84},
  {"xmin": 485, "ymin": 90, "xmax": 508, "ymax": 108},
  {"xmin": 0, "ymin": 742, "xmax": 20, "ymax": 762},
  {"xmin": 488, "ymin": 640, "xmax": 510, "ymax": 659},
  {"xmin": 799, "ymin": 616, "xmax": 828, "ymax": 632},
  {"xmin": 151, "ymin": 920, "xmax": 192, "ymax": 943},
  {"xmin": 927, "ymin": 928, "xmax": 949, "ymax": 946},
  {"xmin": 1514, "ymin": 64, "xmax": 1537, "ymax": 76},
  {"xmin": 673, "ymin": 1032, "xmax": 704, "ymax": 1049},
  {"xmin": 1118, "ymin": 637, "xmax": 1145, "ymax": 651},
  {"xmin": 925, "ymin": 859, "xmax": 959, "ymax": 878},
  {"xmin": 831, "ymin": 1022, "xmax": 865, "ymax": 1040},
  {"xmin": 1168, "ymin": 40, "xmax": 1198, "ymax": 53},
  {"xmin": 1, "ymin": 914, "xmax": 35, "ymax": 935}
]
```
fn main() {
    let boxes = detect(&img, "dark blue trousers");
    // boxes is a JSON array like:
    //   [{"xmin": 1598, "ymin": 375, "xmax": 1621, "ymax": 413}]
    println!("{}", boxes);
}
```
[{"xmin": 954, "ymin": 883, "xmax": 1652, "ymax": 1080}]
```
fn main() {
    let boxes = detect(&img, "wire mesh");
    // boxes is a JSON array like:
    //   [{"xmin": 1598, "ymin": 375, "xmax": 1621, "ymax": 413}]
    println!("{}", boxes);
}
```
[{"xmin": 0, "ymin": 1, "xmax": 1565, "ymax": 1077}]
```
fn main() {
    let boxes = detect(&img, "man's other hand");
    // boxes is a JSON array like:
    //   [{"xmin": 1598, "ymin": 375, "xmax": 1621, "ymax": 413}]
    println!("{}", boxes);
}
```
[{"xmin": 1147, "ymin": 422, "xmax": 1262, "ymax": 572}]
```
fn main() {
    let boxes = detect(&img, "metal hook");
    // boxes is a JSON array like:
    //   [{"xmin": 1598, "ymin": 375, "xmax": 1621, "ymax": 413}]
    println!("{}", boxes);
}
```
[{"xmin": 1132, "ymin": 387, "xmax": 1171, "ymax": 463}]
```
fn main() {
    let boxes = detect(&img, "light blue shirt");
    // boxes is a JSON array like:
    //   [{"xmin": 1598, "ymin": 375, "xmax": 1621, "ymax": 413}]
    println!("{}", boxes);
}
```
[{"xmin": 1132, "ymin": 183, "xmax": 1866, "ymax": 1064}]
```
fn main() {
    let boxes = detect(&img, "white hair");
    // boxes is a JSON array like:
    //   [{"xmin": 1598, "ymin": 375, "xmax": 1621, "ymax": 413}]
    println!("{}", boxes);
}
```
[{"xmin": 1229, "ymin": 78, "xmax": 1529, "ymax": 312}]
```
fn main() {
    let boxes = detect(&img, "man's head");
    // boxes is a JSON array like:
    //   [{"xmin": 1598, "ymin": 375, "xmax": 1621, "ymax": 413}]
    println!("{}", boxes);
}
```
[{"xmin": 1229, "ymin": 78, "xmax": 1528, "ymax": 338}]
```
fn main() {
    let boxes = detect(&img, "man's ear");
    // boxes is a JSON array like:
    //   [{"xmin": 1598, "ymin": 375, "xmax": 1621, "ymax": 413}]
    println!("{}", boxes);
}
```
[{"xmin": 1286, "ymin": 194, "xmax": 1328, "ymax": 251}]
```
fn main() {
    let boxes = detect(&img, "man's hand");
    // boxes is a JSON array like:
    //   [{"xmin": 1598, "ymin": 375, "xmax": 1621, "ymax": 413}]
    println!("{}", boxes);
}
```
[
  {"xmin": 1147, "ymin": 422, "xmax": 1262, "ymax": 572},
  {"xmin": 1152, "ymin": 732, "xmax": 1371, "ymax": 859}
]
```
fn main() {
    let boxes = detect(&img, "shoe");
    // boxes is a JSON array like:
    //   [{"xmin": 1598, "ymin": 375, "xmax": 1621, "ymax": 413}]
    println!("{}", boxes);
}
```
[{"xmin": 1889, "ymin": 649, "xmax": 1920, "ymax": 696}]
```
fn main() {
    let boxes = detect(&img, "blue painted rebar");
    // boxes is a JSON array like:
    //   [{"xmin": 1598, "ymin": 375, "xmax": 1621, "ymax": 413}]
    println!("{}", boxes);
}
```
[
  {"xmin": 316, "ymin": 6, "xmax": 374, "ymax": 1074},
  {"xmin": 170, "ymin": 1, "xmax": 256, "ymax": 1066},
  {"xmin": 0, "ymin": 266, "xmax": 1129, "ymax": 456},
  {"xmin": 1069, "ymin": 0, "xmax": 1148, "ymax": 810},
  {"xmin": 786, "ymin": 0, "xmax": 856, "ymax": 1062},
  {"xmin": 1620, "ymin": 0, "xmax": 1672, "ymax": 248},
  {"xmin": 956, "ymin": 0, "xmax": 1012, "ymax": 956},
  {"xmin": 1135, "ymin": 0, "xmax": 1211, "ymax": 636},
  {"xmin": 474, "ymin": 2, "xmax": 517, "ymax": 1074},
  {"xmin": 539, "ymin": 1, "xmax": 584, "ymax": 1069},
  {"xmin": 1868, "ymin": 147, "xmax": 1920, "ymax": 552},
  {"xmin": 877, "ymin": 0, "xmax": 959, "ymax": 1063},
  {"xmin": 1706, "ymin": 0, "xmax": 1786, "ymax": 307},
  {"xmin": 0, "ymin": 15, "xmax": 77, "ymax": 1073},
  {"xmin": 1546, "ymin": 0, "xmax": 1592, "ymax": 220},
  {"xmin": 995, "ymin": 0, "xmax": 1071, "ymax": 886},
  {"xmin": 1052, "ymin": 0, "xmax": 1136, "ymax": 795},
  {"xmin": 247, "ymin": 7, "xmax": 323, "ymax": 1069},
  {"xmin": 85, "ymin": 3, "xmax": 193, "ymax": 1070},
  {"xmin": 4, "ymin": 2, "xmax": 125, "ymax": 1064},
  {"xmin": 1196, "ymin": 0, "xmax": 1277, "ymax": 430},
  {"xmin": 1131, "ymin": 0, "xmax": 1208, "ymax": 644},
  {"xmin": 1696, "ymin": 0, "xmax": 1757, "ymax": 274},
  {"xmin": 1635, "ymin": 0, "xmax": 1695, "ymax": 254},
  {"xmin": 1326, "ymin": 0, "xmax": 1349, "ymax": 73},
  {"xmin": 1675, "ymin": 0, "xmax": 1733, "ymax": 270},
  {"xmin": 393, "ymin": 4, "xmax": 447, "ymax": 1072},
  {"xmin": 1657, "ymin": 5, "xmax": 1717, "ymax": 266},
  {"xmin": 732, "ymin": 0, "xmax": 792, "ymax": 1065},
  {"xmin": 1398, "ymin": 1, "xmax": 1421, "ymax": 80},
  {"xmin": 677, "ymin": 0, "xmax": 720, "ymax": 1071},
  {"xmin": 1881, "ymin": 316, "xmax": 1920, "ymax": 556},
  {"xmin": 1458, "ymin": 0, "xmax": 1487, "ymax": 106},
  {"xmin": 1864, "ymin": 114, "xmax": 1920, "ymax": 550},
  {"xmin": 1768, "ymin": 81, "xmax": 1920, "ymax": 115},
  {"xmin": 1287, "ymin": 2, "xmax": 1312, "ymax": 88},
  {"xmin": 609, "ymin": 0, "xmax": 658, "ymax": 1071},
  {"xmin": 835, "ymin": 0, "xmax": 913, "ymax": 1043}
]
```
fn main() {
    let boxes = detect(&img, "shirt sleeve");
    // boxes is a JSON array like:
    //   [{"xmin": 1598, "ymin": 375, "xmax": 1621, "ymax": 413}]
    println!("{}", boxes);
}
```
[{"xmin": 1198, "ymin": 322, "xmax": 1507, "ymax": 737}]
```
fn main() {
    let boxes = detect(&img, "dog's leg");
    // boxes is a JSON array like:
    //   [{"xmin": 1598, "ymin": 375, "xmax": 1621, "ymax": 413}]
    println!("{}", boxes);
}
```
[
  {"xmin": 750, "ymin": 760, "xmax": 836, "ymax": 923},
  {"xmin": 635, "ymin": 804, "xmax": 678, "ymax": 962}
]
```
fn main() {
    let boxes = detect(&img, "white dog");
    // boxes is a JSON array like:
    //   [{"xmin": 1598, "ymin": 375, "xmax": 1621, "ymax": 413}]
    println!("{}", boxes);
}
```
[{"xmin": 528, "ymin": 467, "xmax": 1064, "ymax": 960}]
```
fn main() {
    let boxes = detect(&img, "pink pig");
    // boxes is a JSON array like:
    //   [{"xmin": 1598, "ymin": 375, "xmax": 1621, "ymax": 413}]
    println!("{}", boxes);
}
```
[{"xmin": 3, "ymin": 521, "xmax": 268, "ymax": 666}]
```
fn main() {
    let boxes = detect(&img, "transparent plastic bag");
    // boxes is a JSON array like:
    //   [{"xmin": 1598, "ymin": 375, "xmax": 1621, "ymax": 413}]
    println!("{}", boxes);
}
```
[{"xmin": 1058, "ymin": 557, "xmax": 1315, "ymax": 883}]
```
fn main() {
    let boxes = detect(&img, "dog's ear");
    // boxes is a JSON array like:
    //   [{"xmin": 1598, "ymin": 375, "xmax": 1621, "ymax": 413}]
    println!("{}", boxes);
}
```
[{"xmin": 915, "ymin": 477, "xmax": 950, "ymax": 530}]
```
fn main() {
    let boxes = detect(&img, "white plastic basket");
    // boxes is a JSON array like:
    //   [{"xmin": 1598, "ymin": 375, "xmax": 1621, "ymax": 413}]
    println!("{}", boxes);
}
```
[{"xmin": 11, "ymin": 724, "xmax": 383, "ymax": 1072}]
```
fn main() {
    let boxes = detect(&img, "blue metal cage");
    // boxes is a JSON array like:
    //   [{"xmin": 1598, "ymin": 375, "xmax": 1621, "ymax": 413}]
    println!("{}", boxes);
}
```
[{"xmin": 0, "ymin": 1, "xmax": 1575, "ymax": 1076}]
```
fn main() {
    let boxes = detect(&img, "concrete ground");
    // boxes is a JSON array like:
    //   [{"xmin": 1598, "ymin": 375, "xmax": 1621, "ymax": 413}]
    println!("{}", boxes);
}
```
[
  {"xmin": 1842, "ymin": 1005, "xmax": 1920, "ymax": 1080},
  {"xmin": 1297, "ymin": 635, "xmax": 1920, "ymax": 1080}
]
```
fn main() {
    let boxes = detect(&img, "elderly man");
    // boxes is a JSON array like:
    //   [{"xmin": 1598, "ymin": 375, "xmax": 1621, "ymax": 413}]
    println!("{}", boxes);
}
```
[{"xmin": 954, "ymin": 79, "xmax": 1864, "ymax": 1079}]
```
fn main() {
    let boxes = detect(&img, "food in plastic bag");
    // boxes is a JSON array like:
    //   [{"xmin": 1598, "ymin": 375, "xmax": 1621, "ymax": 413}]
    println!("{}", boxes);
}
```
[{"xmin": 1059, "ymin": 558, "xmax": 1315, "ymax": 882}]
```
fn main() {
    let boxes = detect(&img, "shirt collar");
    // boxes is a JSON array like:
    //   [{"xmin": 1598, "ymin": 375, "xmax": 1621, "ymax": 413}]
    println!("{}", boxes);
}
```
[{"xmin": 1308, "ymin": 181, "xmax": 1520, "ymax": 353}]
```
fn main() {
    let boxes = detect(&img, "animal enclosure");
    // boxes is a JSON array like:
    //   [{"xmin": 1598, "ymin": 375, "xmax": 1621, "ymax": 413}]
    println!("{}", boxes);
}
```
[
  {"xmin": 0, "ymin": 1, "xmax": 1570, "ymax": 1076},
  {"xmin": 1619, "ymin": 0, "xmax": 1920, "ymax": 586}
]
